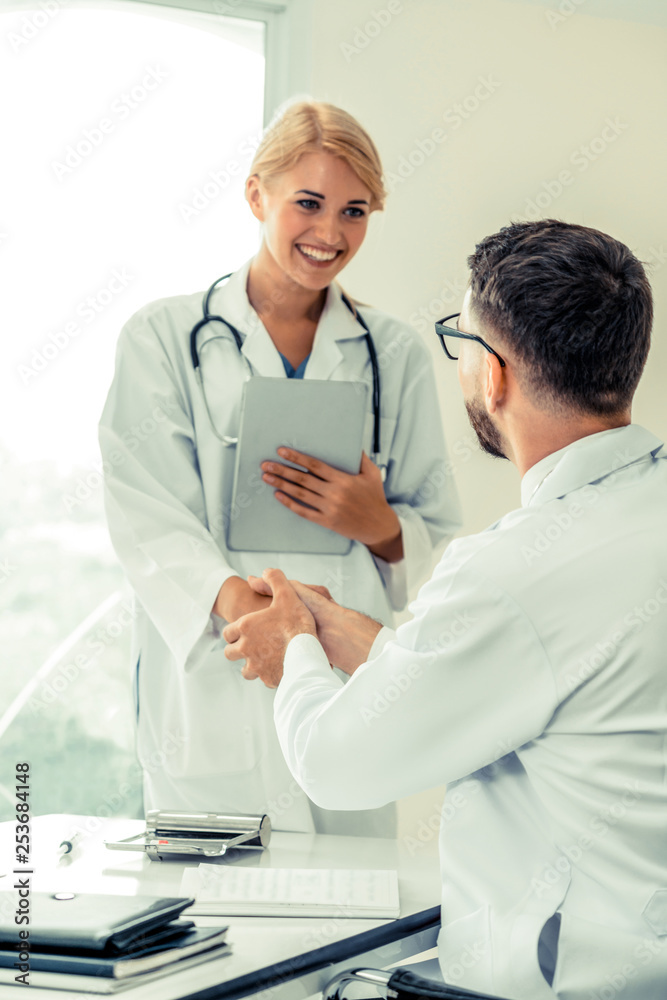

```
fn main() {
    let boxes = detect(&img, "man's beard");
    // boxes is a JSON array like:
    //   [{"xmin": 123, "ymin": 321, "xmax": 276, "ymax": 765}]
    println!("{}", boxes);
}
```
[{"xmin": 465, "ymin": 396, "xmax": 508, "ymax": 460}]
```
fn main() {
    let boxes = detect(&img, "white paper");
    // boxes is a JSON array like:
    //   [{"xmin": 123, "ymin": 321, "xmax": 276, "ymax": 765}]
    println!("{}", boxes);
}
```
[{"xmin": 180, "ymin": 865, "xmax": 400, "ymax": 918}]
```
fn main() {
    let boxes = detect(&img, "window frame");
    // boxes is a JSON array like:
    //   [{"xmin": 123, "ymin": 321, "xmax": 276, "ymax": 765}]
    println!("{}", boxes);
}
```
[
  {"xmin": 0, "ymin": 0, "xmax": 283, "ymax": 820},
  {"xmin": 132, "ymin": 0, "xmax": 291, "ymax": 120},
  {"xmin": 4, "ymin": 0, "xmax": 303, "ymax": 122}
]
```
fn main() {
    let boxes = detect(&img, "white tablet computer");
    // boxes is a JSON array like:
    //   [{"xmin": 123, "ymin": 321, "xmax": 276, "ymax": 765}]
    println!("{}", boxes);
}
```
[{"xmin": 227, "ymin": 377, "xmax": 369, "ymax": 554}]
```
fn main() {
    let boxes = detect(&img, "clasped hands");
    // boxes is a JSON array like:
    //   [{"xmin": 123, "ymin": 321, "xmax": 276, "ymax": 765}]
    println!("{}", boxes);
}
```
[
  {"xmin": 218, "ymin": 446, "xmax": 397, "ymax": 686},
  {"xmin": 222, "ymin": 569, "xmax": 383, "ymax": 689}
]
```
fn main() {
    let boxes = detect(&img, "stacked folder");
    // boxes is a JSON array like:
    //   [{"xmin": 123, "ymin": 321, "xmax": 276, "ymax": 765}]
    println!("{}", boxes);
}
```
[{"xmin": 0, "ymin": 891, "xmax": 229, "ymax": 993}]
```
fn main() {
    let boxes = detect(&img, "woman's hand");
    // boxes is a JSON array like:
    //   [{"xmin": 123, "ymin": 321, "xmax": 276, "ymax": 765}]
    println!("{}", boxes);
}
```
[
  {"xmin": 261, "ymin": 449, "xmax": 404, "ymax": 562},
  {"xmin": 212, "ymin": 576, "xmax": 271, "ymax": 623}
]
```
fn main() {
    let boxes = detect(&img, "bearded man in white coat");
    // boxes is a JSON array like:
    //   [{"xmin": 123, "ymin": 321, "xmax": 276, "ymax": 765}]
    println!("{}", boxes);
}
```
[{"xmin": 224, "ymin": 219, "xmax": 667, "ymax": 1000}]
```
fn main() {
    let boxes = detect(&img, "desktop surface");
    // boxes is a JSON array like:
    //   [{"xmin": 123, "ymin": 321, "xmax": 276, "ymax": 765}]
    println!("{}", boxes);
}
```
[{"xmin": 0, "ymin": 815, "xmax": 441, "ymax": 1000}]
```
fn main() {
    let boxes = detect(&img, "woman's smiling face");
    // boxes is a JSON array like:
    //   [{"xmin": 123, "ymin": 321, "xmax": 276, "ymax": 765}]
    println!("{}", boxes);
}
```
[{"xmin": 246, "ymin": 151, "xmax": 372, "ymax": 291}]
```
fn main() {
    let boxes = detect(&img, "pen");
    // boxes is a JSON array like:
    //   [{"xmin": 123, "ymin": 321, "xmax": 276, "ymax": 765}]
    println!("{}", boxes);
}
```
[{"xmin": 58, "ymin": 830, "xmax": 83, "ymax": 861}]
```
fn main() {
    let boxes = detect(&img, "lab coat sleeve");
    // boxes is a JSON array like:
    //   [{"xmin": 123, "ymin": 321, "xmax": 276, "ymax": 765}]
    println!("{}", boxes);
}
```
[
  {"xmin": 373, "ymin": 332, "xmax": 462, "ymax": 610},
  {"xmin": 368, "ymin": 626, "xmax": 396, "ymax": 661},
  {"xmin": 99, "ymin": 308, "xmax": 238, "ymax": 672},
  {"xmin": 274, "ymin": 557, "xmax": 559, "ymax": 810}
]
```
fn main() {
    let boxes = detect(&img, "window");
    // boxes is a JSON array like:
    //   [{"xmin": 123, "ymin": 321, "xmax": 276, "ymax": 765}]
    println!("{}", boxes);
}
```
[{"xmin": 0, "ymin": 0, "xmax": 269, "ymax": 820}]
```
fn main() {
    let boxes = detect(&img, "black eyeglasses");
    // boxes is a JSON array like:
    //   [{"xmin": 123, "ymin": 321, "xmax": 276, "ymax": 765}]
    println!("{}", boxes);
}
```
[{"xmin": 434, "ymin": 313, "xmax": 506, "ymax": 367}]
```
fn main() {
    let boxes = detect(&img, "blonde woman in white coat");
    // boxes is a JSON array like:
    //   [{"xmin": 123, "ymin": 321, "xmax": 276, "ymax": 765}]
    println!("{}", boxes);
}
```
[{"xmin": 99, "ymin": 101, "xmax": 461, "ymax": 834}]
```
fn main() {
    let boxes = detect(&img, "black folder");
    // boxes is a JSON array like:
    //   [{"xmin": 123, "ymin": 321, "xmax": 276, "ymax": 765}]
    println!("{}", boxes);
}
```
[{"xmin": 0, "ymin": 891, "xmax": 194, "ymax": 954}]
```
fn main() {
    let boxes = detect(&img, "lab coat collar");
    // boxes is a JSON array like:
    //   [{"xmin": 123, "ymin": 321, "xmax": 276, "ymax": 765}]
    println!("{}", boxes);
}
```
[
  {"xmin": 304, "ymin": 281, "xmax": 367, "ymax": 381},
  {"xmin": 208, "ymin": 259, "xmax": 283, "ymax": 378},
  {"xmin": 206, "ymin": 258, "xmax": 254, "ymax": 332},
  {"xmin": 208, "ymin": 260, "xmax": 367, "ymax": 381},
  {"xmin": 520, "ymin": 424, "xmax": 664, "ymax": 507}
]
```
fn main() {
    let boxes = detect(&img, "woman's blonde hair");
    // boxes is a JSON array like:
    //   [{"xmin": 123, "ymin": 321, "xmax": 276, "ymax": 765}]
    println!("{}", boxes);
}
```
[{"xmin": 248, "ymin": 100, "xmax": 386, "ymax": 212}]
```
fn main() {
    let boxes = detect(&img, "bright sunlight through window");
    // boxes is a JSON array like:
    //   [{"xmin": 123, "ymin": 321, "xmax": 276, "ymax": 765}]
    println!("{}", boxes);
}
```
[{"xmin": 0, "ymin": 1, "xmax": 265, "ymax": 820}]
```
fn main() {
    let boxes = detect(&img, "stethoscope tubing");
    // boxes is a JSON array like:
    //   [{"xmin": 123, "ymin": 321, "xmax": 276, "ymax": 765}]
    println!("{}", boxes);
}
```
[{"xmin": 190, "ymin": 273, "xmax": 382, "ymax": 461}]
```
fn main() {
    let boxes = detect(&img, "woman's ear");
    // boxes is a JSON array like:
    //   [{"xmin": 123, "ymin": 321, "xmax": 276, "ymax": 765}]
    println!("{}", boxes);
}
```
[{"xmin": 245, "ymin": 175, "xmax": 265, "ymax": 222}]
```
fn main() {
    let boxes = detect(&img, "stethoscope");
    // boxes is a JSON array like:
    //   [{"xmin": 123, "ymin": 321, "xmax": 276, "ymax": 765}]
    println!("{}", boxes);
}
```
[{"xmin": 189, "ymin": 273, "xmax": 383, "ymax": 471}]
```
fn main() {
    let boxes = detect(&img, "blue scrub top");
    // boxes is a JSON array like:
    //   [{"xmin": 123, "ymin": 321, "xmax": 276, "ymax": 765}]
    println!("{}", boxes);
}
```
[{"xmin": 279, "ymin": 353, "xmax": 309, "ymax": 379}]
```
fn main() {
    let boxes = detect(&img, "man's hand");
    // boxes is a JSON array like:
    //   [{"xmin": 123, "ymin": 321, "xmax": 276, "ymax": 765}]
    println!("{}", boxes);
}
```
[
  {"xmin": 223, "ymin": 569, "xmax": 316, "ymax": 688},
  {"xmin": 212, "ymin": 576, "xmax": 271, "ymax": 622},
  {"xmin": 260, "ymin": 450, "xmax": 404, "ymax": 562},
  {"xmin": 248, "ymin": 575, "xmax": 382, "ymax": 676}
]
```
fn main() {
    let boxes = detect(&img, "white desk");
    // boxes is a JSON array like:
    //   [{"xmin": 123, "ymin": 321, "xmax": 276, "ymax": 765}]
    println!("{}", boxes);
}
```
[{"xmin": 0, "ymin": 815, "xmax": 441, "ymax": 1000}]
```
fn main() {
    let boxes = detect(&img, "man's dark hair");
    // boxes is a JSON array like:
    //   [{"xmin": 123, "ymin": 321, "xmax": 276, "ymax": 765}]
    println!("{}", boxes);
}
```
[{"xmin": 467, "ymin": 220, "xmax": 653, "ymax": 415}]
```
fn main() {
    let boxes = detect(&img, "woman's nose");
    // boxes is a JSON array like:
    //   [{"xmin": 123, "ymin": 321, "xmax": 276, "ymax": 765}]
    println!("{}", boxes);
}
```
[{"xmin": 311, "ymin": 210, "xmax": 342, "ymax": 247}]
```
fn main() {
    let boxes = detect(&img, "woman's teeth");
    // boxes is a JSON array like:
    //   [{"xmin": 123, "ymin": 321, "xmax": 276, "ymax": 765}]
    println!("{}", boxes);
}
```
[{"xmin": 297, "ymin": 244, "xmax": 338, "ymax": 262}]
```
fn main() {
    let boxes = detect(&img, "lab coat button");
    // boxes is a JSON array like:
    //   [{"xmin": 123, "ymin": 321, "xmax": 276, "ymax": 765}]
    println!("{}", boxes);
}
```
[{"xmin": 642, "ymin": 889, "xmax": 667, "ymax": 935}]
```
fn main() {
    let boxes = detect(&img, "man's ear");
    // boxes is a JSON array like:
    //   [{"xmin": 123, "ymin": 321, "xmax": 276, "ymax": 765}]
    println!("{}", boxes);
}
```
[
  {"xmin": 245, "ymin": 175, "xmax": 265, "ymax": 222},
  {"xmin": 483, "ymin": 353, "xmax": 506, "ymax": 415}
]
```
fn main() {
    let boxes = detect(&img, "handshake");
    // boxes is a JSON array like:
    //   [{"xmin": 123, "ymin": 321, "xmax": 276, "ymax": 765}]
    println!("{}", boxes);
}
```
[{"xmin": 222, "ymin": 569, "xmax": 383, "ymax": 688}]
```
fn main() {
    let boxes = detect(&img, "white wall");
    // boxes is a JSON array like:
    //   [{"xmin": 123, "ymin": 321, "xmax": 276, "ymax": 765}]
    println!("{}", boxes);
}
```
[{"xmin": 286, "ymin": 0, "xmax": 667, "ymax": 840}]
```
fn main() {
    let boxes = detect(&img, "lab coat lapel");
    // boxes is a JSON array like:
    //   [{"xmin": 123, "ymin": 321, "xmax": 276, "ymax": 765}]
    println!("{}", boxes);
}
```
[
  {"xmin": 210, "ymin": 265, "xmax": 366, "ymax": 380},
  {"xmin": 304, "ymin": 284, "xmax": 364, "ymax": 382},
  {"xmin": 240, "ymin": 321, "xmax": 286, "ymax": 378},
  {"xmin": 209, "ymin": 259, "xmax": 286, "ymax": 378},
  {"xmin": 528, "ymin": 424, "xmax": 664, "ymax": 506}
]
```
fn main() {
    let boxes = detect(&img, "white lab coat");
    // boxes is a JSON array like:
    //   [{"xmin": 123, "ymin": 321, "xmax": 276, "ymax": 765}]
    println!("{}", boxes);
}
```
[
  {"xmin": 99, "ymin": 259, "xmax": 461, "ymax": 833},
  {"xmin": 274, "ymin": 424, "xmax": 667, "ymax": 995}
]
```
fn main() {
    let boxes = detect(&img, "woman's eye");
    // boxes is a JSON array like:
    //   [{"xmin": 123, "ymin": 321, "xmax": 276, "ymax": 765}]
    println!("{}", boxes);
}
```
[
  {"xmin": 297, "ymin": 199, "xmax": 319, "ymax": 210},
  {"xmin": 344, "ymin": 207, "xmax": 366, "ymax": 218}
]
